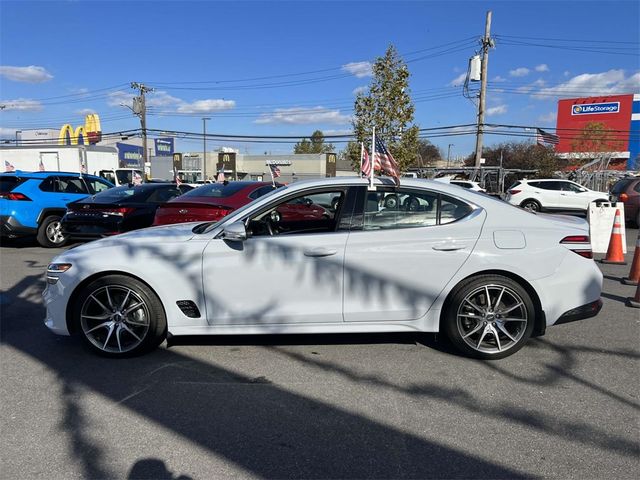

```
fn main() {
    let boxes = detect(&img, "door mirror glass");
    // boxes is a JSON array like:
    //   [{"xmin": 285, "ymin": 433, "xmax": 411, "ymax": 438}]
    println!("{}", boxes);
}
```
[{"xmin": 221, "ymin": 221, "xmax": 247, "ymax": 241}]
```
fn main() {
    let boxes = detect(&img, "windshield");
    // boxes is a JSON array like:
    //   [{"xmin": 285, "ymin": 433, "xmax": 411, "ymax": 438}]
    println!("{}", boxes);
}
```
[
  {"xmin": 181, "ymin": 182, "xmax": 254, "ymax": 198},
  {"xmin": 115, "ymin": 169, "xmax": 143, "ymax": 185},
  {"xmin": 194, "ymin": 184, "xmax": 287, "ymax": 234},
  {"xmin": 88, "ymin": 185, "xmax": 157, "ymax": 203}
]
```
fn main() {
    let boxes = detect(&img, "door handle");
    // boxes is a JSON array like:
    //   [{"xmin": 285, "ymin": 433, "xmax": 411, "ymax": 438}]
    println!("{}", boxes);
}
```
[
  {"xmin": 432, "ymin": 244, "xmax": 466, "ymax": 251},
  {"xmin": 304, "ymin": 248, "xmax": 337, "ymax": 257}
]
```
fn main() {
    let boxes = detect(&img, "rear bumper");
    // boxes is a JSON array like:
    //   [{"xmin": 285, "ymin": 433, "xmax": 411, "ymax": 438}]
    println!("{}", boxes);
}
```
[
  {"xmin": 62, "ymin": 219, "xmax": 123, "ymax": 239},
  {"xmin": 0, "ymin": 215, "xmax": 37, "ymax": 238},
  {"xmin": 555, "ymin": 299, "xmax": 603, "ymax": 325}
]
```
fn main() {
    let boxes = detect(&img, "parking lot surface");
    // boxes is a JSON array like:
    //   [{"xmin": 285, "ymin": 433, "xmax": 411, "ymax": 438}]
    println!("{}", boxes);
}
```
[{"xmin": 1, "ymin": 230, "xmax": 639, "ymax": 479}]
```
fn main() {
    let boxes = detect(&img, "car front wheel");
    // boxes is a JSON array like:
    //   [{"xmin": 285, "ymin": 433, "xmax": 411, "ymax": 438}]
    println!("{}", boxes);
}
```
[
  {"xmin": 73, "ymin": 275, "xmax": 167, "ymax": 357},
  {"xmin": 443, "ymin": 275, "xmax": 535, "ymax": 359}
]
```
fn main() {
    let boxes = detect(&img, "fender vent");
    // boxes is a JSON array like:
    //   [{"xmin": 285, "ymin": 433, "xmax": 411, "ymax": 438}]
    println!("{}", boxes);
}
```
[{"xmin": 176, "ymin": 300, "xmax": 201, "ymax": 318}]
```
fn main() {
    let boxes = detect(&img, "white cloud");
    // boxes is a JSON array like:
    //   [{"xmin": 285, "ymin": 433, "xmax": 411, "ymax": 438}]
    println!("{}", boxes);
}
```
[
  {"xmin": 176, "ymin": 99, "xmax": 236, "ymax": 113},
  {"xmin": 535, "ymin": 64, "xmax": 549, "ymax": 72},
  {"xmin": 486, "ymin": 105, "xmax": 507, "ymax": 116},
  {"xmin": 0, "ymin": 65, "xmax": 53, "ymax": 83},
  {"xmin": 0, "ymin": 98, "xmax": 43, "ymax": 111},
  {"xmin": 107, "ymin": 90, "xmax": 134, "ymax": 107},
  {"xmin": 255, "ymin": 107, "xmax": 351, "ymax": 125},
  {"xmin": 352, "ymin": 86, "xmax": 368, "ymax": 96},
  {"xmin": 534, "ymin": 69, "xmax": 640, "ymax": 99},
  {"xmin": 492, "ymin": 75, "xmax": 507, "ymax": 82},
  {"xmin": 342, "ymin": 61, "xmax": 372, "ymax": 78},
  {"xmin": 516, "ymin": 79, "xmax": 547, "ymax": 94},
  {"xmin": 147, "ymin": 91, "xmax": 182, "ymax": 107},
  {"xmin": 510, "ymin": 67, "xmax": 530, "ymax": 77},
  {"xmin": 323, "ymin": 129, "xmax": 353, "ymax": 136},
  {"xmin": 75, "ymin": 108, "xmax": 96, "ymax": 116},
  {"xmin": 449, "ymin": 72, "xmax": 467, "ymax": 86},
  {"xmin": 538, "ymin": 112, "xmax": 557, "ymax": 123}
]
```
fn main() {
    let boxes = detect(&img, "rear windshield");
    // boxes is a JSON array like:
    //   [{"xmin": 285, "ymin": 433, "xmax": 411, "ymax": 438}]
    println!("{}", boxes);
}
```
[
  {"xmin": 611, "ymin": 179, "xmax": 634, "ymax": 194},
  {"xmin": 0, "ymin": 176, "xmax": 25, "ymax": 192},
  {"xmin": 181, "ymin": 182, "xmax": 253, "ymax": 198},
  {"xmin": 87, "ymin": 185, "xmax": 160, "ymax": 203}
]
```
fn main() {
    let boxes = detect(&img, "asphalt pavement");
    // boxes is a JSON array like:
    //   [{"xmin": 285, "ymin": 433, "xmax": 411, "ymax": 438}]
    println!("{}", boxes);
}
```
[{"xmin": 0, "ymin": 229, "xmax": 638, "ymax": 479}]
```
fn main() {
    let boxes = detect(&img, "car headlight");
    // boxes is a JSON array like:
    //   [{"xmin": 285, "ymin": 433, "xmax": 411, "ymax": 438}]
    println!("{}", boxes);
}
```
[{"xmin": 46, "ymin": 263, "xmax": 72, "ymax": 284}]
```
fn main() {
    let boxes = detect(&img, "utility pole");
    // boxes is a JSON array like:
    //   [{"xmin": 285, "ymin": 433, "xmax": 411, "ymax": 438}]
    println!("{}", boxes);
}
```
[
  {"xmin": 474, "ymin": 11, "xmax": 494, "ymax": 169},
  {"xmin": 131, "ymin": 82, "xmax": 154, "ymax": 167},
  {"xmin": 202, "ymin": 117, "xmax": 211, "ymax": 180},
  {"xmin": 447, "ymin": 143, "xmax": 454, "ymax": 168}
]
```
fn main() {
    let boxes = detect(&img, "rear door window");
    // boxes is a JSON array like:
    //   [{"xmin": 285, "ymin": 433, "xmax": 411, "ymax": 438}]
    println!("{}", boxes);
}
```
[{"xmin": 0, "ymin": 176, "xmax": 25, "ymax": 192}]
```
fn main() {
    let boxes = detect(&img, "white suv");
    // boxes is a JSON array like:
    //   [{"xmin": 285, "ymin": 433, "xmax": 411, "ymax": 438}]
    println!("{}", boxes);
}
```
[{"xmin": 505, "ymin": 179, "xmax": 609, "ymax": 212}]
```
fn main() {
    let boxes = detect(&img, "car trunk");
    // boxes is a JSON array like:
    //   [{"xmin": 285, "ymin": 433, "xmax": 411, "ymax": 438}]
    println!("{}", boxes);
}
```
[{"xmin": 153, "ymin": 201, "xmax": 234, "ymax": 226}]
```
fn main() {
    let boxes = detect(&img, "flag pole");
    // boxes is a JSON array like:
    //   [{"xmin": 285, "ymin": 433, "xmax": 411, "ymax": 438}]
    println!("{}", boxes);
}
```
[
  {"xmin": 268, "ymin": 164, "xmax": 275, "ymax": 188},
  {"xmin": 360, "ymin": 142, "xmax": 364, "ymax": 176},
  {"xmin": 369, "ymin": 126, "xmax": 375, "ymax": 190}
]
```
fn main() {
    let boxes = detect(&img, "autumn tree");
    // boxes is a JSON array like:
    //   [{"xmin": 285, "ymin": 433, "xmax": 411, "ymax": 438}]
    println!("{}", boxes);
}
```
[
  {"xmin": 570, "ymin": 121, "xmax": 626, "ymax": 156},
  {"xmin": 348, "ymin": 45, "xmax": 419, "ymax": 172},
  {"xmin": 294, "ymin": 130, "xmax": 334, "ymax": 154},
  {"xmin": 463, "ymin": 141, "xmax": 561, "ymax": 178}
]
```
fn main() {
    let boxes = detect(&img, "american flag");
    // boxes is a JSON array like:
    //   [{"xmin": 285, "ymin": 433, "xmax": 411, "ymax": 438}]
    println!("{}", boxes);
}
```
[
  {"xmin": 173, "ymin": 167, "xmax": 182, "ymax": 185},
  {"xmin": 361, "ymin": 143, "xmax": 380, "ymax": 177},
  {"xmin": 374, "ymin": 138, "xmax": 400, "ymax": 184},
  {"xmin": 216, "ymin": 170, "xmax": 226, "ymax": 183},
  {"xmin": 133, "ymin": 171, "xmax": 143, "ymax": 185},
  {"xmin": 269, "ymin": 164, "xmax": 281, "ymax": 178},
  {"xmin": 39, "ymin": 158, "xmax": 45, "ymax": 171},
  {"xmin": 536, "ymin": 128, "xmax": 559, "ymax": 147},
  {"xmin": 4, "ymin": 160, "xmax": 15, "ymax": 172}
]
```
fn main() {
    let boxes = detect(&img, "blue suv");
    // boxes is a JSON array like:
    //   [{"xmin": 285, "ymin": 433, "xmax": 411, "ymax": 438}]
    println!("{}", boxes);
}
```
[{"xmin": 0, "ymin": 171, "xmax": 114, "ymax": 247}]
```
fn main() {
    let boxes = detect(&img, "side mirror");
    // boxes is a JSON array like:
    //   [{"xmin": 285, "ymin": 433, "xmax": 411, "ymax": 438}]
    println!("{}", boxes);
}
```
[{"xmin": 221, "ymin": 221, "xmax": 247, "ymax": 242}]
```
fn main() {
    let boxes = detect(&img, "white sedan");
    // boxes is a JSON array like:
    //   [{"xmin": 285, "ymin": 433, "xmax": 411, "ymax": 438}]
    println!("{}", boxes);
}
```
[{"xmin": 44, "ymin": 177, "xmax": 603, "ymax": 359}]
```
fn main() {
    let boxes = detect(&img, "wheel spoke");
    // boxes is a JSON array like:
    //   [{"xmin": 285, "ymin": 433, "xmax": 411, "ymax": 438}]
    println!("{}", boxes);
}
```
[
  {"xmin": 485, "ymin": 286, "xmax": 492, "ymax": 309},
  {"xmin": 495, "ymin": 287, "xmax": 506, "ymax": 310},
  {"xmin": 491, "ymin": 325, "xmax": 502, "ymax": 351},
  {"xmin": 498, "ymin": 302, "xmax": 523, "ymax": 315},
  {"xmin": 90, "ymin": 294, "xmax": 110, "ymax": 314},
  {"xmin": 103, "ymin": 323, "xmax": 115, "ymax": 350},
  {"xmin": 465, "ymin": 299, "xmax": 485, "ymax": 314},
  {"xmin": 84, "ymin": 320, "xmax": 112, "ymax": 334},
  {"xmin": 462, "ymin": 322, "xmax": 484, "ymax": 339},
  {"xmin": 459, "ymin": 313, "xmax": 484, "ymax": 320},
  {"xmin": 81, "ymin": 314, "xmax": 111, "ymax": 321},
  {"xmin": 124, "ymin": 302, "xmax": 143, "ymax": 315},
  {"xmin": 497, "ymin": 323, "xmax": 517, "ymax": 342},
  {"xmin": 105, "ymin": 287, "xmax": 115, "ymax": 310},
  {"xmin": 125, "ymin": 316, "xmax": 147, "ymax": 327},
  {"xmin": 502, "ymin": 317, "xmax": 527, "ymax": 322},
  {"xmin": 477, "ymin": 327, "xmax": 489, "ymax": 348},
  {"xmin": 120, "ymin": 323, "xmax": 142, "ymax": 341},
  {"xmin": 119, "ymin": 289, "xmax": 131, "ymax": 311},
  {"xmin": 116, "ymin": 325, "xmax": 123, "ymax": 352}
]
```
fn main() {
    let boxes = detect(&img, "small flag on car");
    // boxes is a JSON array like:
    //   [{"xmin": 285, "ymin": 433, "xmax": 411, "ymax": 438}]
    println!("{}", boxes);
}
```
[
  {"xmin": 133, "ymin": 171, "xmax": 143, "ymax": 185},
  {"xmin": 374, "ymin": 137, "xmax": 400, "ymax": 185},
  {"xmin": 5, "ymin": 160, "xmax": 15, "ymax": 172},
  {"xmin": 269, "ymin": 164, "xmax": 281, "ymax": 178}
]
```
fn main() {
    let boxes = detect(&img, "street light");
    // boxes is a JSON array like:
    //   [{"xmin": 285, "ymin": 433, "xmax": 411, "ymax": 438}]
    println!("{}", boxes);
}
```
[{"xmin": 447, "ymin": 143, "xmax": 454, "ymax": 168}]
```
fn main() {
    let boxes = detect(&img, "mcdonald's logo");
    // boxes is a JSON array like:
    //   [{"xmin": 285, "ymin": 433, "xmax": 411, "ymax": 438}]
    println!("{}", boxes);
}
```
[{"xmin": 59, "ymin": 114, "xmax": 102, "ymax": 145}]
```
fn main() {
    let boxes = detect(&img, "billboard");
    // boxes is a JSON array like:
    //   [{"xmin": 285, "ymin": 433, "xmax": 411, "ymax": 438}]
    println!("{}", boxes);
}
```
[
  {"xmin": 117, "ymin": 142, "xmax": 143, "ymax": 167},
  {"xmin": 154, "ymin": 137, "xmax": 174, "ymax": 156},
  {"xmin": 556, "ymin": 94, "xmax": 638, "ymax": 169}
]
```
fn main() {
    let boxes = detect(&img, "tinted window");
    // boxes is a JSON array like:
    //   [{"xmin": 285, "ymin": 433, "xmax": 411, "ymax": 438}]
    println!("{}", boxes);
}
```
[
  {"xmin": 248, "ymin": 185, "xmax": 279, "ymax": 199},
  {"xmin": 611, "ymin": 179, "xmax": 634, "ymax": 194},
  {"xmin": 182, "ymin": 182, "xmax": 253, "ymax": 198},
  {"xmin": 85, "ymin": 178, "xmax": 112, "ymax": 194},
  {"xmin": 451, "ymin": 181, "xmax": 472, "ymax": 189},
  {"xmin": 0, "ymin": 176, "xmax": 25, "ymax": 192},
  {"xmin": 561, "ymin": 182, "xmax": 584, "ymax": 192},
  {"xmin": 57, "ymin": 177, "xmax": 88, "ymax": 194},
  {"xmin": 440, "ymin": 194, "xmax": 473, "ymax": 224},
  {"xmin": 115, "ymin": 170, "xmax": 143, "ymax": 185},
  {"xmin": 89, "ymin": 185, "xmax": 156, "ymax": 203},
  {"xmin": 39, "ymin": 176, "xmax": 59, "ymax": 192},
  {"xmin": 146, "ymin": 187, "xmax": 184, "ymax": 203},
  {"xmin": 537, "ymin": 181, "xmax": 562, "ymax": 190}
]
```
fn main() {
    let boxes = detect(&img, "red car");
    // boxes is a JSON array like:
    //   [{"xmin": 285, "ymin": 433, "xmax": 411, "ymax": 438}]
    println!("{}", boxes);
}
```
[{"xmin": 153, "ymin": 181, "xmax": 280, "ymax": 226}]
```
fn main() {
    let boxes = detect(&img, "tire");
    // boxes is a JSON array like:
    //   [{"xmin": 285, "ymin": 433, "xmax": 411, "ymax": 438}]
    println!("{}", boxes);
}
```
[
  {"xmin": 403, "ymin": 197, "xmax": 420, "ymax": 211},
  {"xmin": 73, "ymin": 275, "xmax": 167, "ymax": 357},
  {"xmin": 442, "ymin": 274, "xmax": 535, "ymax": 360},
  {"xmin": 520, "ymin": 199, "xmax": 541, "ymax": 213},
  {"xmin": 37, "ymin": 215, "xmax": 67, "ymax": 248},
  {"xmin": 383, "ymin": 194, "xmax": 399, "ymax": 209}
]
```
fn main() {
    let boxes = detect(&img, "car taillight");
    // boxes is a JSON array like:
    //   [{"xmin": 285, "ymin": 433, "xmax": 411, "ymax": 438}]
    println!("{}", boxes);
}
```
[
  {"xmin": 0, "ymin": 192, "xmax": 31, "ymax": 201},
  {"xmin": 508, "ymin": 189, "xmax": 521, "ymax": 195},
  {"xmin": 560, "ymin": 235, "xmax": 592, "ymax": 258},
  {"xmin": 619, "ymin": 193, "xmax": 629, "ymax": 202},
  {"xmin": 103, "ymin": 207, "xmax": 134, "ymax": 216}
]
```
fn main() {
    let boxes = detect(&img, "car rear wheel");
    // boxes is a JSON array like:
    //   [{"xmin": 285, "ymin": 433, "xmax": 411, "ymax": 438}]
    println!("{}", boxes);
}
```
[
  {"xmin": 520, "ymin": 199, "xmax": 541, "ymax": 212},
  {"xmin": 37, "ymin": 215, "xmax": 67, "ymax": 248},
  {"xmin": 443, "ymin": 275, "xmax": 535, "ymax": 359},
  {"xmin": 74, "ymin": 275, "xmax": 167, "ymax": 357}
]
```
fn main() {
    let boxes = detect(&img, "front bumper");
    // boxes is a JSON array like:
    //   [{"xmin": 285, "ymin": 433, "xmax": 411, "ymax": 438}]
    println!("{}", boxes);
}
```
[{"xmin": 0, "ymin": 215, "xmax": 37, "ymax": 238}]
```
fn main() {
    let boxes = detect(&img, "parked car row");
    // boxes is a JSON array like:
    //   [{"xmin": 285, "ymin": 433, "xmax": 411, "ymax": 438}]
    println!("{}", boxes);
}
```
[{"xmin": 2, "ymin": 171, "xmax": 638, "ymax": 247}]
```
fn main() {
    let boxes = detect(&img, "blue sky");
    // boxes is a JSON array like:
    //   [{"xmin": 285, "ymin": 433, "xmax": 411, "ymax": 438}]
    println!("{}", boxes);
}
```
[{"xmin": 1, "ymin": 0, "xmax": 639, "ymax": 158}]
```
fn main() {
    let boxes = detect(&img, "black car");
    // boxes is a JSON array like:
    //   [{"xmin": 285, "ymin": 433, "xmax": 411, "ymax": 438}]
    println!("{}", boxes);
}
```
[{"xmin": 62, "ymin": 183, "xmax": 193, "ymax": 240}]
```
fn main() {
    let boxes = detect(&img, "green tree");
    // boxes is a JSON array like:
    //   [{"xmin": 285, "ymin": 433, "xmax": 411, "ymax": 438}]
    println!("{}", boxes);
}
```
[
  {"xmin": 570, "ymin": 121, "xmax": 626, "ymax": 154},
  {"xmin": 348, "ymin": 45, "xmax": 419, "ymax": 172},
  {"xmin": 463, "ymin": 141, "xmax": 561, "ymax": 178},
  {"xmin": 415, "ymin": 139, "xmax": 442, "ymax": 167},
  {"xmin": 294, "ymin": 130, "xmax": 334, "ymax": 154}
]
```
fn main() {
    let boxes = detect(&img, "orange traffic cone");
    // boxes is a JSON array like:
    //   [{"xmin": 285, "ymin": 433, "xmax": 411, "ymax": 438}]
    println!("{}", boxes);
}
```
[
  {"xmin": 626, "ymin": 282, "xmax": 640, "ymax": 308},
  {"xmin": 622, "ymin": 230, "xmax": 640, "ymax": 285},
  {"xmin": 600, "ymin": 209, "xmax": 627, "ymax": 265}
]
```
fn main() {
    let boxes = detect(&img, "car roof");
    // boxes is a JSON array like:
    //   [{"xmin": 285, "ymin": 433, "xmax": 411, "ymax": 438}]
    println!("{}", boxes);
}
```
[{"xmin": 0, "ymin": 170, "xmax": 105, "ymax": 180}]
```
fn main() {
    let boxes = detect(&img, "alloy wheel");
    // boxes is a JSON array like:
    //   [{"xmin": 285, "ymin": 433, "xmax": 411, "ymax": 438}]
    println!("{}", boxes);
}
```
[
  {"xmin": 456, "ymin": 284, "xmax": 528, "ymax": 355},
  {"xmin": 80, "ymin": 285, "xmax": 150, "ymax": 354},
  {"xmin": 46, "ymin": 221, "xmax": 65, "ymax": 244}
]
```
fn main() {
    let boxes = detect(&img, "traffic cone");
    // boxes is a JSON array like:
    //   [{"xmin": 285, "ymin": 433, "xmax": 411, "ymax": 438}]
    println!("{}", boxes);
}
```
[
  {"xmin": 600, "ymin": 209, "xmax": 627, "ymax": 265},
  {"xmin": 622, "ymin": 230, "xmax": 640, "ymax": 285},
  {"xmin": 626, "ymin": 282, "xmax": 640, "ymax": 308}
]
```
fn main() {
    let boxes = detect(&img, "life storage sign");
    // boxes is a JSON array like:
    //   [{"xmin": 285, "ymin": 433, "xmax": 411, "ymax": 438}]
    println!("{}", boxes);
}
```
[{"xmin": 572, "ymin": 102, "xmax": 620, "ymax": 115}]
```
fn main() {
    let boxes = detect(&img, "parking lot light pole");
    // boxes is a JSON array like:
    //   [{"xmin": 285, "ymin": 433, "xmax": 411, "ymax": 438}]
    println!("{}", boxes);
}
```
[
  {"xmin": 202, "ymin": 117, "xmax": 211, "ymax": 181},
  {"xmin": 447, "ymin": 144, "xmax": 454, "ymax": 168}
]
